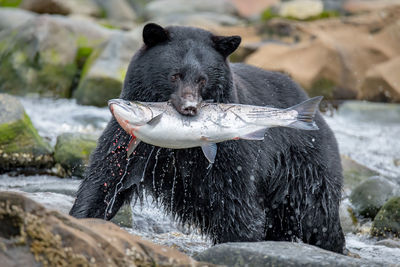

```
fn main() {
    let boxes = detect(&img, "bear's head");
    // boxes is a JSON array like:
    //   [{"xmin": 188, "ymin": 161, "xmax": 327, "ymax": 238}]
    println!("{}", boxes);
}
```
[{"xmin": 121, "ymin": 23, "xmax": 241, "ymax": 116}]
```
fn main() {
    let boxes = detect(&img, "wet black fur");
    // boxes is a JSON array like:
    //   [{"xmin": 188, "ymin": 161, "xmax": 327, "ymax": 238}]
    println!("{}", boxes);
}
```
[{"xmin": 70, "ymin": 24, "xmax": 345, "ymax": 253}]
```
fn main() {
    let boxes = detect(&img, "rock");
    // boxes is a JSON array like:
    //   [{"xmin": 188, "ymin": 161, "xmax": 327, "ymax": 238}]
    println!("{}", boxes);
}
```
[
  {"xmin": 0, "ymin": 191, "xmax": 210, "ymax": 267},
  {"xmin": 278, "ymin": 0, "xmax": 324, "ymax": 20},
  {"xmin": 228, "ymin": 0, "xmax": 279, "ymax": 19},
  {"xmin": 0, "ymin": 7, "xmax": 37, "ymax": 31},
  {"xmin": 371, "ymin": 197, "xmax": 400, "ymax": 238},
  {"xmin": 144, "ymin": 0, "xmax": 238, "ymax": 20},
  {"xmin": 339, "ymin": 200, "xmax": 357, "ymax": 234},
  {"xmin": 0, "ymin": 14, "xmax": 113, "ymax": 98},
  {"xmin": 73, "ymin": 31, "xmax": 141, "ymax": 106},
  {"xmin": 0, "ymin": 16, "xmax": 78, "ymax": 98},
  {"xmin": 341, "ymin": 155, "xmax": 379, "ymax": 195},
  {"xmin": 54, "ymin": 133, "xmax": 97, "ymax": 178},
  {"xmin": 111, "ymin": 204, "xmax": 133, "ymax": 228},
  {"xmin": 0, "ymin": 94, "xmax": 53, "ymax": 172},
  {"xmin": 359, "ymin": 56, "xmax": 400, "ymax": 102},
  {"xmin": 20, "ymin": 0, "xmax": 102, "ymax": 17},
  {"xmin": 95, "ymin": 0, "xmax": 137, "ymax": 26},
  {"xmin": 0, "ymin": 0, "xmax": 22, "ymax": 7},
  {"xmin": 375, "ymin": 239, "xmax": 400, "ymax": 249},
  {"xmin": 350, "ymin": 176, "xmax": 400, "ymax": 219},
  {"xmin": 194, "ymin": 241, "xmax": 383, "ymax": 266},
  {"xmin": 343, "ymin": 0, "xmax": 400, "ymax": 14},
  {"xmin": 247, "ymin": 6, "xmax": 400, "ymax": 101}
]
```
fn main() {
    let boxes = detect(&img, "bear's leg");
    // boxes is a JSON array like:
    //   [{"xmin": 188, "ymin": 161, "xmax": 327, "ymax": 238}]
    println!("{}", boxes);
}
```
[{"xmin": 69, "ymin": 120, "xmax": 138, "ymax": 219}]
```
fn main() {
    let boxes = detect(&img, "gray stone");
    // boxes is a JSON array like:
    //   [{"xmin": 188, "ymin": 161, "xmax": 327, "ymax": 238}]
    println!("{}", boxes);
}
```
[
  {"xmin": 144, "ymin": 0, "xmax": 237, "ymax": 20},
  {"xmin": 339, "ymin": 200, "xmax": 357, "ymax": 234},
  {"xmin": 350, "ymin": 176, "xmax": 400, "ymax": 219},
  {"xmin": 375, "ymin": 239, "xmax": 400, "ymax": 249},
  {"xmin": 111, "ymin": 204, "xmax": 133, "ymax": 228},
  {"xmin": 0, "ymin": 7, "xmax": 37, "ymax": 32},
  {"xmin": 95, "ymin": 0, "xmax": 136, "ymax": 28},
  {"xmin": 0, "ymin": 94, "xmax": 53, "ymax": 172},
  {"xmin": 194, "ymin": 241, "xmax": 384, "ymax": 266},
  {"xmin": 73, "ymin": 30, "xmax": 141, "ymax": 106}
]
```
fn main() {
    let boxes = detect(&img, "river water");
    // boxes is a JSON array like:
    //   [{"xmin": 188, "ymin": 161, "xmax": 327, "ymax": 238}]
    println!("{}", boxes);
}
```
[{"xmin": 1, "ymin": 97, "xmax": 399, "ymax": 264}]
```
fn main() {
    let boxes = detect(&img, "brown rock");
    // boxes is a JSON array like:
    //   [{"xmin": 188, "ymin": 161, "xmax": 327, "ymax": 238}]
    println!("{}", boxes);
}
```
[
  {"xmin": 343, "ymin": 0, "xmax": 400, "ymax": 14},
  {"xmin": 228, "ymin": 0, "xmax": 279, "ymax": 18},
  {"xmin": 0, "ymin": 191, "xmax": 213, "ymax": 267},
  {"xmin": 246, "ymin": 6, "xmax": 400, "ymax": 100},
  {"xmin": 359, "ymin": 57, "xmax": 400, "ymax": 102}
]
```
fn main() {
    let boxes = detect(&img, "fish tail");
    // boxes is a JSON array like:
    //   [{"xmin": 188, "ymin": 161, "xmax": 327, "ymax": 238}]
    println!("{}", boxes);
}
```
[{"xmin": 287, "ymin": 96, "xmax": 323, "ymax": 130}]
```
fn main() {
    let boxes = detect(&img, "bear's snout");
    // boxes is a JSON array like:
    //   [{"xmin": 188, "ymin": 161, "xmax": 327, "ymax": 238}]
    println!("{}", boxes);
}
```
[{"xmin": 170, "ymin": 92, "xmax": 201, "ymax": 116}]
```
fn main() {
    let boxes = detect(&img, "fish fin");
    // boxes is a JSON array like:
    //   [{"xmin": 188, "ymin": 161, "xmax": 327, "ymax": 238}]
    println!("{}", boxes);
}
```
[
  {"xmin": 201, "ymin": 143, "xmax": 217, "ymax": 163},
  {"xmin": 147, "ymin": 113, "xmax": 163, "ymax": 126},
  {"xmin": 287, "ymin": 96, "xmax": 323, "ymax": 131},
  {"xmin": 127, "ymin": 136, "xmax": 141, "ymax": 157},
  {"xmin": 239, "ymin": 129, "xmax": 266, "ymax": 140}
]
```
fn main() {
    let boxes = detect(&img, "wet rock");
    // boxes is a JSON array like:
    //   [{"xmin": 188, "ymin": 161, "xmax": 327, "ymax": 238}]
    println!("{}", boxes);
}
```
[
  {"xmin": 339, "ymin": 200, "xmax": 357, "ymax": 234},
  {"xmin": 73, "ymin": 31, "xmax": 141, "ymax": 106},
  {"xmin": 246, "ymin": 6, "xmax": 400, "ymax": 101},
  {"xmin": 375, "ymin": 238, "xmax": 400, "ymax": 249},
  {"xmin": 0, "ymin": 94, "xmax": 53, "ymax": 173},
  {"xmin": 371, "ymin": 197, "xmax": 400, "ymax": 238},
  {"xmin": 350, "ymin": 176, "xmax": 400, "ymax": 219},
  {"xmin": 54, "ymin": 133, "xmax": 97, "ymax": 178},
  {"xmin": 341, "ymin": 155, "xmax": 378, "ymax": 195},
  {"xmin": 111, "ymin": 203, "xmax": 133, "ymax": 228},
  {"xmin": 0, "ymin": 7, "xmax": 37, "ymax": 31},
  {"xmin": 359, "ymin": 56, "xmax": 400, "ymax": 102},
  {"xmin": 0, "ymin": 191, "xmax": 211, "ymax": 267},
  {"xmin": 194, "ymin": 241, "xmax": 383, "ymax": 266},
  {"xmin": 278, "ymin": 0, "xmax": 324, "ymax": 20}
]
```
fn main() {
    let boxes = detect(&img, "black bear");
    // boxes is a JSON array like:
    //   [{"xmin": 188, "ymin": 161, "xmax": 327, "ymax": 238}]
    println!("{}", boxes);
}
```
[{"xmin": 70, "ymin": 23, "xmax": 345, "ymax": 253}]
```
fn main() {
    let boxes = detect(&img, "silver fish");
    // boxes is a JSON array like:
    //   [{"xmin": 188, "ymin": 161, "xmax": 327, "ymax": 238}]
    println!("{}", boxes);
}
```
[{"xmin": 108, "ymin": 96, "xmax": 323, "ymax": 163}]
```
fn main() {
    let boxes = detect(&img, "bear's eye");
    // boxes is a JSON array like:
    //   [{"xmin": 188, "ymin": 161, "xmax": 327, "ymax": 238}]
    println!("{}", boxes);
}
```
[{"xmin": 171, "ymin": 73, "xmax": 182, "ymax": 82}]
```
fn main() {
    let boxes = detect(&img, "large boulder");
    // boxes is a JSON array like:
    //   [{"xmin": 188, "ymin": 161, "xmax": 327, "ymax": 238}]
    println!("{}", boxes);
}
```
[
  {"xmin": 0, "ymin": 94, "xmax": 52, "ymax": 172},
  {"xmin": 350, "ymin": 176, "xmax": 400, "ymax": 219},
  {"xmin": 371, "ymin": 197, "xmax": 400, "ymax": 238},
  {"xmin": 20, "ymin": 0, "xmax": 102, "ymax": 17},
  {"xmin": 246, "ymin": 6, "xmax": 400, "ymax": 101},
  {"xmin": 95, "ymin": 0, "xmax": 137, "ymax": 27},
  {"xmin": 228, "ymin": 0, "xmax": 279, "ymax": 19},
  {"xmin": 359, "ymin": 56, "xmax": 400, "ymax": 102},
  {"xmin": 0, "ymin": 7, "xmax": 37, "ymax": 31},
  {"xmin": 53, "ymin": 133, "xmax": 97, "ymax": 178},
  {"xmin": 194, "ymin": 241, "xmax": 383, "ymax": 266},
  {"xmin": 0, "ymin": 14, "xmax": 113, "ymax": 98},
  {"xmin": 278, "ymin": 0, "xmax": 324, "ymax": 20},
  {"xmin": 73, "ymin": 30, "xmax": 141, "ymax": 106},
  {"xmin": 0, "ymin": 191, "xmax": 210, "ymax": 267}
]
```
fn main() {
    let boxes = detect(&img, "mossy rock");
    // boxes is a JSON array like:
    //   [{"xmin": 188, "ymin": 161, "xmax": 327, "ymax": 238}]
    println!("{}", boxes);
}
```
[
  {"xmin": 73, "ymin": 32, "xmax": 141, "ymax": 106},
  {"xmin": 0, "ymin": 0, "xmax": 21, "ymax": 7},
  {"xmin": 350, "ymin": 176, "xmax": 400, "ymax": 219},
  {"xmin": 54, "ymin": 133, "xmax": 97, "ymax": 178},
  {"xmin": 371, "ymin": 197, "xmax": 400, "ymax": 238},
  {"xmin": 0, "ymin": 20, "xmax": 78, "ymax": 98},
  {"xmin": 0, "ymin": 94, "xmax": 53, "ymax": 172},
  {"xmin": 341, "ymin": 155, "xmax": 378, "ymax": 193}
]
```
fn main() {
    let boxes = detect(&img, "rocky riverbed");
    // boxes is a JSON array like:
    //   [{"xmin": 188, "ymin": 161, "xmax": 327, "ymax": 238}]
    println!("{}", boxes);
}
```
[{"xmin": 1, "ymin": 0, "xmax": 400, "ymax": 266}]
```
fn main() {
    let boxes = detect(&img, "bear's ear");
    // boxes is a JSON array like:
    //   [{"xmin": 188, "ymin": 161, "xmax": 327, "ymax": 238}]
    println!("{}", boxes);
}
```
[
  {"xmin": 143, "ymin": 23, "xmax": 169, "ymax": 48},
  {"xmin": 212, "ymin": 35, "xmax": 241, "ymax": 58}
]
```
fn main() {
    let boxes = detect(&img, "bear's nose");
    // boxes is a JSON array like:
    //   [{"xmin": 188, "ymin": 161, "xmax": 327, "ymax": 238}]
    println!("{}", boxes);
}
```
[{"xmin": 182, "ymin": 105, "xmax": 197, "ymax": 116}]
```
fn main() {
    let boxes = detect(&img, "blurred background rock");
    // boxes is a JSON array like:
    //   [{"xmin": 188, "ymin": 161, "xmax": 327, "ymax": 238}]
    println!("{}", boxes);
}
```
[{"xmin": 1, "ymin": 0, "xmax": 400, "ymax": 266}]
